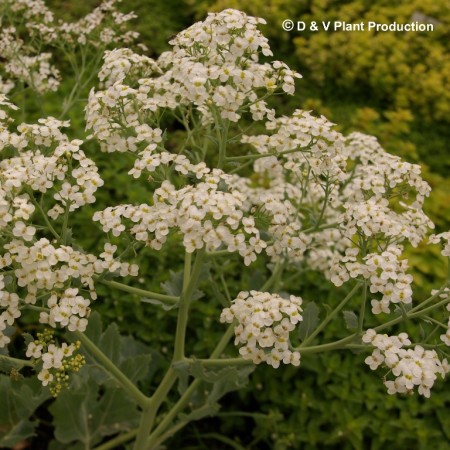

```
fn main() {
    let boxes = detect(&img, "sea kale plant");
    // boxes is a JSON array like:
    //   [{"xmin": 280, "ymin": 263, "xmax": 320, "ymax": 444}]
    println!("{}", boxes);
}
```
[{"xmin": 0, "ymin": 4, "xmax": 449, "ymax": 449}]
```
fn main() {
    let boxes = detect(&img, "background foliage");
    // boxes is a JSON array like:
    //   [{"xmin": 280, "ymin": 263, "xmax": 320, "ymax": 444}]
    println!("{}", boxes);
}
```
[{"xmin": 1, "ymin": 1, "xmax": 449, "ymax": 449}]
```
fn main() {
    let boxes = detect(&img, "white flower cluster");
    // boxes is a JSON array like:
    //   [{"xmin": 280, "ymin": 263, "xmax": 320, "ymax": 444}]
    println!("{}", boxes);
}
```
[
  {"xmin": 342, "ymin": 197, "xmax": 432, "ymax": 248},
  {"xmin": 0, "ymin": 0, "xmax": 140, "ymax": 96},
  {"xmin": 363, "ymin": 329, "xmax": 449, "ymax": 397},
  {"xmin": 27, "ymin": 341, "xmax": 78, "ymax": 381},
  {"xmin": 6, "ymin": 0, "xmax": 139, "ymax": 46},
  {"xmin": 93, "ymin": 174, "xmax": 266, "ymax": 264},
  {"xmin": 226, "ymin": 110, "xmax": 348, "ymax": 264},
  {"xmin": 0, "ymin": 95, "xmax": 18, "ymax": 129},
  {"xmin": 241, "ymin": 109, "xmax": 347, "ymax": 179},
  {"xmin": 0, "ymin": 25, "xmax": 60, "ymax": 94},
  {"xmin": 330, "ymin": 245, "xmax": 413, "ymax": 314},
  {"xmin": 429, "ymin": 231, "xmax": 450, "ymax": 257},
  {"xmin": 97, "ymin": 48, "xmax": 159, "ymax": 88},
  {"xmin": 341, "ymin": 133, "xmax": 433, "ymax": 247},
  {"xmin": 41, "ymin": 288, "xmax": 90, "ymax": 332},
  {"xmin": 344, "ymin": 133, "xmax": 431, "ymax": 203},
  {"xmin": 0, "ymin": 101, "xmax": 126, "ymax": 344},
  {"xmin": 0, "ymin": 113, "xmax": 103, "ymax": 221},
  {"xmin": 220, "ymin": 291, "xmax": 303, "ymax": 368},
  {"xmin": 228, "ymin": 156, "xmax": 314, "ymax": 262},
  {"xmin": 164, "ymin": 9, "xmax": 300, "ymax": 118},
  {"xmin": 5, "ymin": 51, "xmax": 60, "ymax": 95},
  {"xmin": 85, "ymin": 12, "xmax": 435, "ymax": 291},
  {"xmin": 0, "ymin": 239, "xmax": 138, "ymax": 346},
  {"xmin": 0, "ymin": 276, "xmax": 20, "ymax": 347},
  {"xmin": 85, "ymin": 8, "xmax": 300, "ymax": 164}
]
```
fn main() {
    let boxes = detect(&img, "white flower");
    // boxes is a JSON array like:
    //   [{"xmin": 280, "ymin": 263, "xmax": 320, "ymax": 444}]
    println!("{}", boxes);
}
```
[
  {"xmin": 26, "ymin": 342, "xmax": 43, "ymax": 358},
  {"xmin": 38, "ymin": 369, "xmax": 54, "ymax": 387},
  {"xmin": 12, "ymin": 221, "xmax": 36, "ymax": 241}
]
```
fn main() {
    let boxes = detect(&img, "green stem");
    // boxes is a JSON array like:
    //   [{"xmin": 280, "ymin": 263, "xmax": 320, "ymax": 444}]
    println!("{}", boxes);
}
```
[
  {"xmin": 133, "ymin": 368, "xmax": 177, "ymax": 450},
  {"xmin": 0, "ymin": 354, "xmax": 33, "ymax": 369},
  {"xmin": 219, "ymin": 271, "xmax": 232, "ymax": 303},
  {"xmin": 423, "ymin": 316, "xmax": 448, "ymax": 329},
  {"xmin": 300, "ymin": 334, "xmax": 358, "ymax": 354},
  {"xmin": 74, "ymin": 332, "xmax": 148, "ymax": 408},
  {"xmin": 173, "ymin": 250, "xmax": 205, "ymax": 361},
  {"xmin": 261, "ymin": 260, "xmax": 284, "ymax": 291},
  {"xmin": 20, "ymin": 304, "xmax": 47, "ymax": 313},
  {"xmin": 144, "ymin": 420, "xmax": 188, "ymax": 450},
  {"xmin": 313, "ymin": 179, "xmax": 331, "ymax": 230},
  {"xmin": 302, "ymin": 222, "xmax": 340, "ymax": 234},
  {"xmin": 61, "ymin": 200, "xmax": 71, "ymax": 245},
  {"xmin": 133, "ymin": 250, "xmax": 205, "ymax": 449},
  {"xmin": 298, "ymin": 286, "xmax": 450, "ymax": 355},
  {"xmin": 60, "ymin": 44, "xmax": 88, "ymax": 118},
  {"xmin": 299, "ymin": 282, "xmax": 362, "ymax": 348},
  {"xmin": 145, "ymin": 324, "xmax": 236, "ymax": 448},
  {"xmin": 358, "ymin": 280, "xmax": 368, "ymax": 333},
  {"xmin": 29, "ymin": 195, "xmax": 61, "ymax": 241},
  {"xmin": 185, "ymin": 357, "xmax": 252, "ymax": 368},
  {"xmin": 403, "ymin": 297, "xmax": 450, "ymax": 321},
  {"xmin": 373, "ymin": 298, "xmax": 449, "ymax": 334},
  {"xmin": 217, "ymin": 117, "xmax": 229, "ymax": 169},
  {"xmin": 409, "ymin": 283, "xmax": 449, "ymax": 314},
  {"xmin": 197, "ymin": 433, "xmax": 247, "ymax": 450},
  {"xmin": 297, "ymin": 291, "xmax": 450, "ymax": 355},
  {"xmin": 206, "ymin": 249, "xmax": 231, "ymax": 258},
  {"xmin": 183, "ymin": 252, "xmax": 192, "ymax": 294},
  {"xmin": 96, "ymin": 278, "xmax": 179, "ymax": 305},
  {"xmin": 225, "ymin": 142, "xmax": 313, "ymax": 163},
  {"xmin": 208, "ymin": 323, "xmax": 236, "ymax": 360},
  {"xmin": 93, "ymin": 429, "xmax": 138, "ymax": 450},
  {"xmin": 146, "ymin": 380, "xmax": 200, "ymax": 449}
]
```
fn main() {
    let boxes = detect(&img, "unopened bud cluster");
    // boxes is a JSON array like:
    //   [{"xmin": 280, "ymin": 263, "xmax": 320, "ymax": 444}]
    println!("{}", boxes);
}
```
[{"xmin": 26, "ymin": 330, "xmax": 85, "ymax": 397}]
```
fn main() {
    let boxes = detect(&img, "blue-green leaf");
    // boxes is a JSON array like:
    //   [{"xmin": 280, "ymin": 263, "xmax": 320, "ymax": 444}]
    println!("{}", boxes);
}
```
[{"xmin": 298, "ymin": 301, "xmax": 320, "ymax": 340}]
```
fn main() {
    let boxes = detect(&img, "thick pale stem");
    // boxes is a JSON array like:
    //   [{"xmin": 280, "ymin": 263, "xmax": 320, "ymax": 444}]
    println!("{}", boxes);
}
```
[
  {"xmin": 145, "ymin": 324, "xmax": 236, "ymax": 448},
  {"xmin": 133, "ymin": 250, "xmax": 205, "ymax": 450},
  {"xmin": 133, "ymin": 368, "xmax": 177, "ymax": 450},
  {"xmin": 0, "ymin": 354, "xmax": 33, "ymax": 369}
]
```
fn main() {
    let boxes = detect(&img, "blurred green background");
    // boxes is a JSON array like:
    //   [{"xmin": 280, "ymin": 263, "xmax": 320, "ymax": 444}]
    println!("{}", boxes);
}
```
[{"xmin": 7, "ymin": 0, "xmax": 450, "ymax": 448}]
